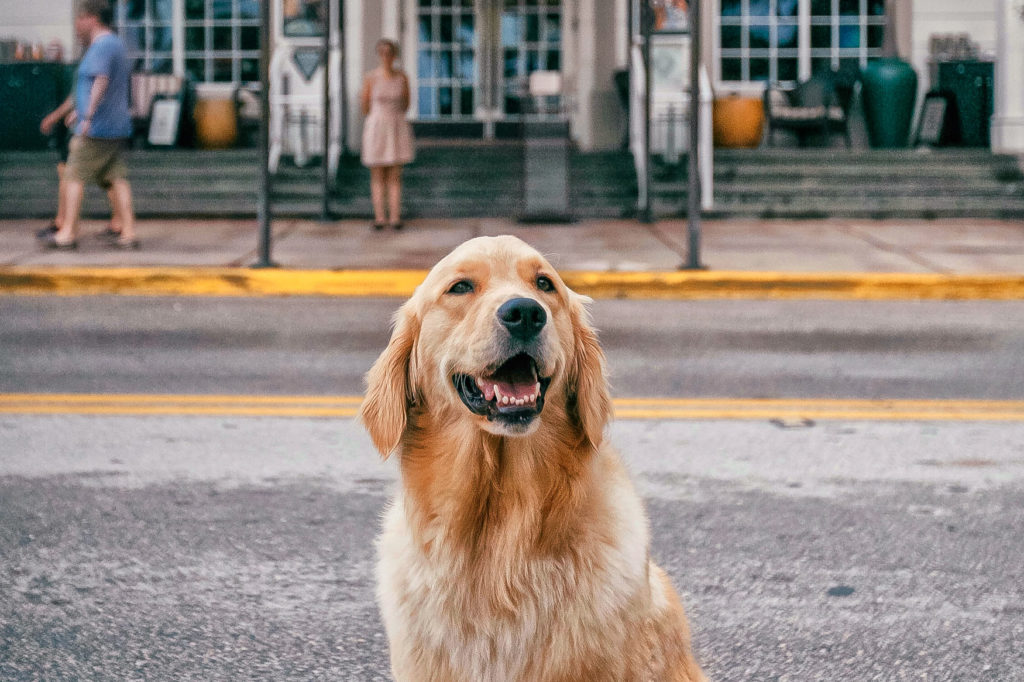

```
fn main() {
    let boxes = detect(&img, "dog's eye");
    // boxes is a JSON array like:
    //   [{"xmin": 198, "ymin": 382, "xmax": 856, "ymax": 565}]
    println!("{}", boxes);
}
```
[
  {"xmin": 536, "ymin": 276, "xmax": 555, "ymax": 293},
  {"xmin": 447, "ymin": 280, "xmax": 474, "ymax": 295}
]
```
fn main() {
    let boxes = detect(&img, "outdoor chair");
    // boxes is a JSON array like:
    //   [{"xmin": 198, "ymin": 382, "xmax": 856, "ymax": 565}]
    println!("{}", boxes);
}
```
[{"xmin": 763, "ymin": 70, "xmax": 852, "ymax": 148}]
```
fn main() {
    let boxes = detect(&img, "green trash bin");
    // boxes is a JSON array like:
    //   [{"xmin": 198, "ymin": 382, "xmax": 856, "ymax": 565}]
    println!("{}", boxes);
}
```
[
  {"xmin": 860, "ymin": 58, "xmax": 918, "ymax": 149},
  {"xmin": 0, "ymin": 62, "xmax": 62, "ymax": 150}
]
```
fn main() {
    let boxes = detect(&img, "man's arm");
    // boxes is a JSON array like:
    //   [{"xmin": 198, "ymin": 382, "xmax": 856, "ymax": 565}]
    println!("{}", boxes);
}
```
[
  {"xmin": 40, "ymin": 95, "xmax": 74, "ymax": 135},
  {"xmin": 79, "ymin": 75, "xmax": 110, "ymax": 136}
]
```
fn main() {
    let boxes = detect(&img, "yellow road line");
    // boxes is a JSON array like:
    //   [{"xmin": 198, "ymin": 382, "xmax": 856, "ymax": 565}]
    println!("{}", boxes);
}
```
[
  {"xmin": 2, "ymin": 266, "xmax": 1024, "ymax": 300},
  {"xmin": 0, "ymin": 394, "xmax": 1022, "ymax": 421}
]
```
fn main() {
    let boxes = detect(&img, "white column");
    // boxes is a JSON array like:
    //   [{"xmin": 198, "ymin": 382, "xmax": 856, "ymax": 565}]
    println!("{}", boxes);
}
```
[
  {"xmin": 992, "ymin": 0, "xmax": 1024, "ymax": 153},
  {"xmin": 172, "ymin": 0, "xmax": 184, "ymax": 77}
]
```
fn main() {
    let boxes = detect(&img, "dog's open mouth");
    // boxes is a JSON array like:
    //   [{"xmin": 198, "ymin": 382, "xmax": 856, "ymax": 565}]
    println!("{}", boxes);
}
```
[{"xmin": 453, "ymin": 353, "xmax": 551, "ymax": 427}]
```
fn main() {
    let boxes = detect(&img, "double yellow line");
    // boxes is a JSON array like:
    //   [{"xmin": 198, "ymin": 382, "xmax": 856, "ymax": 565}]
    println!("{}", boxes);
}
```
[{"xmin": 1, "ymin": 393, "xmax": 1023, "ymax": 422}]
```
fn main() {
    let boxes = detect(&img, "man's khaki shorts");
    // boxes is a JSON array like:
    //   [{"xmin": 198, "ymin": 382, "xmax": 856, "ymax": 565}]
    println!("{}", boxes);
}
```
[{"xmin": 65, "ymin": 136, "xmax": 128, "ymax": 188}]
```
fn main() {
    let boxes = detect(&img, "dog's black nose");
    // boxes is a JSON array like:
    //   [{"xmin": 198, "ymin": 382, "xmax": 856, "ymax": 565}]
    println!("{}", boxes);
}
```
[{"xmin": 497, "ymin": 298, "xmax": 547, "ymax": 341}]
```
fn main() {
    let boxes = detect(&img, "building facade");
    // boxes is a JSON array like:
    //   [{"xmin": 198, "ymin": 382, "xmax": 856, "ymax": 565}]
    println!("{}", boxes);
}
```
[{"xmin": 3, "ymin": 0, "xmax": 1022, "ymax": 153}]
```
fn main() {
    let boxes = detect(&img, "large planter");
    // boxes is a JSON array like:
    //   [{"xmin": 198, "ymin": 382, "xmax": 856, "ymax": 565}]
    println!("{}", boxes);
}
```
[
  {"xmin": 860, "ymin": 58, "xmax": 918, "ymax": 148},
  {"xmin": 712, "ymin": 95, "xmax": 765, "ymax": 148}
]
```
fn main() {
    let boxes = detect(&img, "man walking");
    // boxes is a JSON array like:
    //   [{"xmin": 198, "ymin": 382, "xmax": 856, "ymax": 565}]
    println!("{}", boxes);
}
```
[{"xmin": 42, "ymin": 0, "xmax": 138, "ymax": 250}]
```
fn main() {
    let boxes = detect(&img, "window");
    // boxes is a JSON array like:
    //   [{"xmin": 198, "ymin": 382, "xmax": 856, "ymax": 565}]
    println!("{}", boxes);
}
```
[
  {"xmin": 115, "ymin": 0, "xmax": 262, "ymax": 83},
  {"xmin": 184, "ymin": 0, "xmax": 261, "ymax": 83},
  {"xmin": 500, "ymin": 0, "xmax": 562, "ymax": 116},
  {"xmin": 118, "ymin": 0, "xmax": 175, "ymax": 74},
  {"xmin": 416, "ymin": 0, "xmax": 476, "ymax": 120},
  {"xmin": 718, "ymin": 0, "xmax": 885, "ymax": 85}
]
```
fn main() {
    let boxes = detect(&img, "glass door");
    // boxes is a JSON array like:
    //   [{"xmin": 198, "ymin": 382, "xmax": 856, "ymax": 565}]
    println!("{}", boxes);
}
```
[{"xmin": 413, "ymin": 0, "xmax": 562, "ymax": 131}]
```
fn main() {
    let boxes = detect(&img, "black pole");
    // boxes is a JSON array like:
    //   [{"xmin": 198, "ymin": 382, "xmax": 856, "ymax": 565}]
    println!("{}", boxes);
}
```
[
  {"xmin": 641, "ymin": 1, "xmax": 653, "ymax": 223},
  {"xmin": 320, "ymin": 0, "xmax": 331, "ymax": 221},
  {"xmin": 684, "ymin": 0, "xmax": 704, "ymax": 269},
  {"xmin": 254, "ymin": 0, "xmax": 276, "ymax": 268},
  {"xmin": 338, "ymin": 0, "xmax": 348, "ymax": 156}
]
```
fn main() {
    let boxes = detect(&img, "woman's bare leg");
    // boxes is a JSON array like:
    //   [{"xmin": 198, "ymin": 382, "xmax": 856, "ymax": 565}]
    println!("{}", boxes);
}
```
[
  {"xmin": 370, "ymin": 166, "xmax": 387, "ymax": 226},
  {"xmin": 386, "ymin": 165, "xmax": 402, "ymax": 227}
]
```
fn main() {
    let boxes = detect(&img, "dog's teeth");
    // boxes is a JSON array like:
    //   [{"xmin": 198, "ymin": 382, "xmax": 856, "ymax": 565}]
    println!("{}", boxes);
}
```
[
  {"xmin": 493, "ymin": 385, "xmax": 503, "ymax": 402},
  {"xmin": 476, "ymin": 377, "xmax": 485, "ymax": 387}
]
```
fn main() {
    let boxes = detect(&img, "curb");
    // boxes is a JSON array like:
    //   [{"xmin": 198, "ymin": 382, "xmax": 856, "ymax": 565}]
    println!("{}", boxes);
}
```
[{"xmin": 2, "ymin": 266, "xmax": 1024, "ymax": 300}]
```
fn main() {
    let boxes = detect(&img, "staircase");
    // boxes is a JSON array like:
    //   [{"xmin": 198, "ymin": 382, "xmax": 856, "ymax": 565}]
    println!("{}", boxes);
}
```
[
  {"xmin": 653, "ymin": 148, "xmax": 1024, "ymax": 219},
  {"xmin": 2, "ymin": 145, "xmax": 1021, "ymax": 221}
]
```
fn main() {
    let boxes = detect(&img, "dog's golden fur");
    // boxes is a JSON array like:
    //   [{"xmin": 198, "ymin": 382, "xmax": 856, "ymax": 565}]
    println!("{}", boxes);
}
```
[{"xmin": 361, "ymin": 235, "xmax": 704, "ymax": 682}]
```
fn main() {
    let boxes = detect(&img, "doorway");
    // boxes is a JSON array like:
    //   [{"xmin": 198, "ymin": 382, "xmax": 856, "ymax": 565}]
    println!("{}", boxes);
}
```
[{"xmin": 409, "ymin": 0, "xmax": 564, "ymax": 137}]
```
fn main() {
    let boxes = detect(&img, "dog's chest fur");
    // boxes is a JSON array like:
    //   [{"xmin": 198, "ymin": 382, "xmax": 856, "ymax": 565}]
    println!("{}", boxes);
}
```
[{"xmin": 377, "ymin": 447, "xmax": 656, "ymax": 682}]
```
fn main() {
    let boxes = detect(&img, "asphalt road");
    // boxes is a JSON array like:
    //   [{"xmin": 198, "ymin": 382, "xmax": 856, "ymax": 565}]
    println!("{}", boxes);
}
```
[
  {"xmin": 2, "ymin": 297, "xmax": 1024, "ymax": 681},
  {"xmin": 1, "ymin": 297, "xmax": 1022, "ymax": 398}
]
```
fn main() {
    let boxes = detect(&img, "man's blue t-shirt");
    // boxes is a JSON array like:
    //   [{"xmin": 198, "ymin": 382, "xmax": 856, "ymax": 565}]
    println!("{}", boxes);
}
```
[{"xmin": 75, "ymin": 33, "xmax": 132, "ymax": 139}]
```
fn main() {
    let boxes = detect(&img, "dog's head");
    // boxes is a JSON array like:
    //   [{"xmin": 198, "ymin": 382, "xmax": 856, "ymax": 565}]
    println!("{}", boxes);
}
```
[{"xmin": 360, "ymin": 235, "xmax": 611, "ymax": 458}]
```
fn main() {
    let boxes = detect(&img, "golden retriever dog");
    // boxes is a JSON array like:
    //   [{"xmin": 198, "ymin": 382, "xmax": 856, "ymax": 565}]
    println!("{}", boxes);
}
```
[{"xmin": 360, "ymin": 235, "xmax": 704, "ymax": 682}]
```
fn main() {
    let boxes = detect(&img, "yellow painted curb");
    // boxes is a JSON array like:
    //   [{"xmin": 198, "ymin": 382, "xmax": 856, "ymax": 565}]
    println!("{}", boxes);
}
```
[
  {"xmin": 1, "ymin": 266, "xmax": 1024, "ymax": 300},
  {"xmin": 2, "ymin": 393, "xmax": 1023, "ymax": 421}
]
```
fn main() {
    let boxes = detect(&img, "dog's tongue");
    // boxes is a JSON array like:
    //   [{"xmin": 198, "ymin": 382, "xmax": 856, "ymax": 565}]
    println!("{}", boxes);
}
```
[{"xmin": 481, "ymin": 356, "xmax": 538, "ymax": 402}]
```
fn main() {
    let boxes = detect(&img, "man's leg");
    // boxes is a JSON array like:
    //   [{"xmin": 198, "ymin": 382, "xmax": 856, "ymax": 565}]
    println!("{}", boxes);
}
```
[
  {"xmin": 54, "ymin": 162, "xmax": 67, "ymax": 226},
  {"xmin": 55, "ymin": 177, "xmax": 85, "ymax": 245},
  {"xmin": 108, "ymin": 179, "xmax": 136, "ymax": 244}
]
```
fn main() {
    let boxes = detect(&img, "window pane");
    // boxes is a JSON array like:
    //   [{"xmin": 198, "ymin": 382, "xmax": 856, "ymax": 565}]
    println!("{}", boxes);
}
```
[
  {"xmin": 544, "ymin": 13, "xmax": 560, "ymax": 43},
  {"xmin": 811, "ymin": 25, "xmax": 831, "ymax": 48},
  {"xmin": 240, "ymin": 58, "xmax": 258, "ymax": 81},
  {"xmin": 240, "ymin": 26, "xmax": 259, "ymax": 50},
  {"xmin": 777, "ymin": 0, "xmax": 798, "ymax": 18},
  {"xmin": 721, "ymin": 57, "xmax": 742, "ymax": 81},
  {"xmin": 418, "ymin": 86, "xmax": 436, "ymax": 118},
  {"xmin": 440, "ymin": 15, "xmax": 453, "ymax": 42},
  {"xmin": 501, "ymin": 14, "xmax": 521, "ymax": 46},
  {"xmin": 720, "ymin": 0, "xmax": 742, "ymax": 18},
  {"xmin": 527, "ymin": 50, "xmax": 540, "ymax": 72},
  {"xmin": 237, "ymin": 0, "xmax": 259, "ymax": 20},
  {"xmin": 457, "ymin": 50, "xmax": 474, "ymax": 79},
  {"xmin": 504, "ymin": 48, "xmax": 519, "ymax": 77},
  {"xmin": 778, "ymin": 57, "xmax": 798, "ymax": 81},
  {"xmin": 212, "ymin": 58, "xmax": 233, "ymax": 82},
  {"xmin": 460, "ymin": 86, "xmax": 474, "ymax": 115},
  {"xmin": 839, "ymin": 25, "xmax": 860, "ymax": 48},
  {"xmin": 186, "ymin": 58, "xmax": 205, "ymax": 81},
  {"xmin": 186, "ymin": 26, "xmax": 205, "ymax": 51},
  {"xmin": 419, "ymin": 16, "xmax": 433, "ymax": 42},
  {"xmin": 774, "ymin": 22, "xmax": 798, "ymax": 47},
  {"xmin": 213, "ymin": 26, "xmax": 232, "ymax": 50},
  {"xmin": 526, "ymin": 14, "xmax": 540, "ymax": 42},
  {"xmin": 546, "ymin": 49, "xmax": 560, "ymax": 70},
  {"xmin": 458, "ymin": 15, "xmax": 475, "ymax": 44},
  {"xmin": 811, "ymin": 56, "xmax": 833, "ymax": 75},
  {"xmin": 867, "ymin": 25, "xmax": 884, "ymax": 49},
  {"xmin": 720, "ymin": 25, "xmax": 741, "ymax": 49},
  {"xmin": 838, "ymin": 0, "xmax": 859, "ymax": 15},
  {"xmin": 750, "ymin": 57, "xmax": 770, "ymax": 81},
  {"xmin": 437, "ymin": 50, "xmax": 452, "ymax": 78},
  {"xmin": 811, "ymin": 0, "xmax": 832, "ymax": 17},
  {"xmin": 748, "ymin": 0, "xmax": 770, "ymax": 17},
  {"xmin": 439, "ymin": 86, "xmax": 453, "ymax": 115},
  {"xmin": 417, "ymin": 51, "xmax": 434, "ymax": 79},
  {"xmin": 748, "ymin": 24, "xmax": 770, "ymax": 49},
  {"xmin": 868, "ymin": 0, "xmax": 885, "ymax": 16}
]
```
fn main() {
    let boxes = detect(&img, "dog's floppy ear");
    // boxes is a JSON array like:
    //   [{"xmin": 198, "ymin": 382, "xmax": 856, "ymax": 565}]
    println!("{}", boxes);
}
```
[
  {"xmin": 360, "ymin": 301, "xmax": 420, "ymax": 459},
  {"xmin": 567, "ymin": 292, "xmax": 612, "ymax": 450}
]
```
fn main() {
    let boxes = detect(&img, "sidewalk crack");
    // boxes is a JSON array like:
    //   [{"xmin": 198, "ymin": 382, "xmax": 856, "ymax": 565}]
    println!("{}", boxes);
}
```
[{"xmin": 836, "ymin": 221, "xmax": 953, "ymax": 274}]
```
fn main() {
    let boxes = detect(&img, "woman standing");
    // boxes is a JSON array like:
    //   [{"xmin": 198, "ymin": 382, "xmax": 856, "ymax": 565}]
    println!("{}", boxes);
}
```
[{"xmin": 361, "ymin": 39, "xmax": 415, "ymax": 231}]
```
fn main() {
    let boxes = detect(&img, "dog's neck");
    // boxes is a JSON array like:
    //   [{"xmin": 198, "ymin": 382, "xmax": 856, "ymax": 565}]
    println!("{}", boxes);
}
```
[{"xmin": 399, "ymin": 404, "xmax": 598, "ymax": 562}]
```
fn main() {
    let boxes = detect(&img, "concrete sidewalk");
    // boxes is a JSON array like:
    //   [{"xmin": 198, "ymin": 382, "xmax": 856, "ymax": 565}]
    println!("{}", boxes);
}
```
[{"xmin": 1, "ymin": 217, "xmax": 1023, "ymax": 298}]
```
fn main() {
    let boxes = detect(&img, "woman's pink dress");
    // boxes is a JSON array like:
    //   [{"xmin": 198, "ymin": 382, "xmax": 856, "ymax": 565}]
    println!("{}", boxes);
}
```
[{"xmin": 361, "ymin": 73, "xmax": 415, "ymax": 167}]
